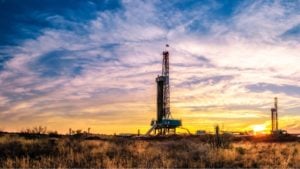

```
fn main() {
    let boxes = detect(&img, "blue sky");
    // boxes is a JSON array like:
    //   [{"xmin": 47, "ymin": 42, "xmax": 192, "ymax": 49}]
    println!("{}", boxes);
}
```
[{"xmin": 0, "ymin": 0, "xmax": 300, "ymax": 134}]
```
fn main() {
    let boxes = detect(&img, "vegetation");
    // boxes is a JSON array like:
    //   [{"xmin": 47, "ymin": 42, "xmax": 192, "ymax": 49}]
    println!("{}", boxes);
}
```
[{"xmin": 0, "ymin": 134, "xmax": 299, "ymax": 168}]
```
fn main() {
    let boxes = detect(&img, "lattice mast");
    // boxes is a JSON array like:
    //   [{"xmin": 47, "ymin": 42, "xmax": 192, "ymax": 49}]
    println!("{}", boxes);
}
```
[
  {"xmin": 271, "ymin": 97, "xmax": 278, "ymax": 132},
  {"xmin": 146, "ymin": 44, "xmax": 182, "ymax": 135},
  {"xmin": 162, "ymin": 45, "xmax": 170, "ymax": 119}
]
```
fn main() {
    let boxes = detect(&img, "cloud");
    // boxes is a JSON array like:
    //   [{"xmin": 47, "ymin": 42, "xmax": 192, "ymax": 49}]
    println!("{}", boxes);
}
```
[
  {"xmin": 176, "ymin": 75, "xmax": 233, "ymax": 88},
  {"xmin": 0, "ymin": 0, "xmax": 299, "ymax": 133},
  {"xmin": 247, "ymin": 83, "xmax": 300, "ymax": 96}
]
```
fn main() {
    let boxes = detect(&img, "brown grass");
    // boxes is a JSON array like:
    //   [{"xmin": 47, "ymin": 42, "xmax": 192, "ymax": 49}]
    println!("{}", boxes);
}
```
[{"xmin": 0, "ymin": 135, "xmax": 299, "ymax": 168}]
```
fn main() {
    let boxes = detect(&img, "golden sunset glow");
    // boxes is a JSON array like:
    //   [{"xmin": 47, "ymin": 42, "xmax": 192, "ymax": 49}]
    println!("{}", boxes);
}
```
[{"xmin": 252, "ymin": 124, "xmax": 266, "ymax": 134}]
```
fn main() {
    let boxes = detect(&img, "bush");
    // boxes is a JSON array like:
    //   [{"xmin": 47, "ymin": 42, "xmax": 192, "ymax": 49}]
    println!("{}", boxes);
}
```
[{"xmin": 235, "ymin": 147, "xmax": 246, "ymax": 155}]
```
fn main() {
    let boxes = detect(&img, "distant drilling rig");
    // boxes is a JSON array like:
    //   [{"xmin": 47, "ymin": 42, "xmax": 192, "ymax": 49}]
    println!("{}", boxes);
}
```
[
  {"xmin": 146, "ymin": 45, "xmax": 182, "ymax": 135},
  {"xmin": 270, "ymin": 97, "xmax": 287, "ymax": 135},
  {"xmin": 271, "ymin": 97, "xmax": 278, "ymax": 133}
]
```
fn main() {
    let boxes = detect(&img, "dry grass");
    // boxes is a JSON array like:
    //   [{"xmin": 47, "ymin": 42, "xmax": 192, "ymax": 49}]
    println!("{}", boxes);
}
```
[{"xmin": 0, "ymin": 135, "xmax": 299, "ymax": 168}]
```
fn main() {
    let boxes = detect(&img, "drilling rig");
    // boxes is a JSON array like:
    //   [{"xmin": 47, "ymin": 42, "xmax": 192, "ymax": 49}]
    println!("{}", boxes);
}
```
[
  {"xmin": 146, "ymin": 45, "xmax": 182, "ymax": 135},
  {"xmin": 271, "ymin": 97, "xmax": 278, "ymax": 133},
  {"xmin": 270, "ymin": 97, "xmax": 287, "ymax": 135}
]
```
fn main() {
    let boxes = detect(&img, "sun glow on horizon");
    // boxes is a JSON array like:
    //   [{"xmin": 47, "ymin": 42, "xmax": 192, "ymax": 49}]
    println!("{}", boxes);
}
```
[{"xmin": 252, "ymin": 124, "xmax": 267, "ymax": 135}]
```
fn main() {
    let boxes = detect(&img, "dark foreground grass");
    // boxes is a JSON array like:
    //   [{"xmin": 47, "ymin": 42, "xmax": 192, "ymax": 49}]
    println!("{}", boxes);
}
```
[{"xmin": 0, "ymin": 134, "xmax": 299, "ymax": 168}]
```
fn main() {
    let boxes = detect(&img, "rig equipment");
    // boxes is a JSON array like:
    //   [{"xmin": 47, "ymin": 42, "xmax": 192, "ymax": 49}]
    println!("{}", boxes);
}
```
[
  {"xmin": 146, "ymin": 45, "xmax": 182, "ymax": 135},
  {"xmin": 271, "ymin": 97, "xmax": 278, "ymax": 133},
  {"xmin": 270, "ymin": 97, "xmax": 287, "ymax": 135}
]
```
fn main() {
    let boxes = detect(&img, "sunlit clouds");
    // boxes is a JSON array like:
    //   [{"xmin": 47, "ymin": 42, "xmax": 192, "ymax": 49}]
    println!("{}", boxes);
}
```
[{"xmin": 0, "ymin": 0, "xmax": 299, "ymax": 134}]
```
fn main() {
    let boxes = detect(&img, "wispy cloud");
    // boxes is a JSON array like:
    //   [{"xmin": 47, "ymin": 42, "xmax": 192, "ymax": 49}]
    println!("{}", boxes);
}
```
[{"xmin": 0, "ymin": 0, "xmax": 299, "ymax": 133}]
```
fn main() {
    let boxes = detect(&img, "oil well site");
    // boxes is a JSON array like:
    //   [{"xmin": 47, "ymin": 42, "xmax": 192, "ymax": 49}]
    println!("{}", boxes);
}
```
[
  {"xmin": 1, "ymin": 0, "xmax": 300, "ymax": 167},
  {"xmin": 0, "ymin": 46, "xmax": 299, "ymax": 168},
  {"xmin": 1, "ymin": 45, "xmax": 299, "ymax": 140},
  {"xmin": 128, "ymin": 45, "xmax": 298, "ymax": 141}
]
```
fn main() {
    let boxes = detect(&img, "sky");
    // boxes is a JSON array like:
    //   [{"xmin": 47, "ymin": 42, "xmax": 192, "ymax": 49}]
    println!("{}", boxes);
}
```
[{"xmin": 0, "ymin": 0, "xmax": 300, "ymax": 134}]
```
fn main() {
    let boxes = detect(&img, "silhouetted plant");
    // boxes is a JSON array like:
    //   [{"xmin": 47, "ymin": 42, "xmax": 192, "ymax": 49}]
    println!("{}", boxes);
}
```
[
  {"xmin": 207, "ymin": 126, "xmax": 233, "ymax": 149},
  {"xmin": 47, "ymin": 131, "xmax": 60, "ymax": 138},
  {"xmin": 235, "ymin": 146, "xmax": 246, "ymax": 155}
]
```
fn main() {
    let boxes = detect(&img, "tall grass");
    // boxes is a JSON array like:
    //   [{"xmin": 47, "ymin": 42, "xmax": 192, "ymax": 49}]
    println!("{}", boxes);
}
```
[{"xmin": 0, "ymin": 135, "xmax": 299, "ymax": 168}]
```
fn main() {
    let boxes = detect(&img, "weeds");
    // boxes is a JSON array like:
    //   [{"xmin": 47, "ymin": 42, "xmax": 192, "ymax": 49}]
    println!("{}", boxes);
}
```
[{"xmin": 0, "ymin": 135, "xmax": 299, "ymax": 168}]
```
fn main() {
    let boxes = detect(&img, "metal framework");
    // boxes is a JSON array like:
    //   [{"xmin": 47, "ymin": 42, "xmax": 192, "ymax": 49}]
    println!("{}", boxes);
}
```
[
  {"xmin": 162, "ymin": 49, "xmax": 170, "ymax": 119},
  {"xmin": 146, "ymin": 45, "xmax": 181, "ymax": 135}
]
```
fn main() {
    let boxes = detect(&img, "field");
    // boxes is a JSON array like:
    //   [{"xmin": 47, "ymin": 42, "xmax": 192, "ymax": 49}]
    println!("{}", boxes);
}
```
[{"xmin": 0, "ymin": 134, "xmax": 299, "ymax": 168}]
